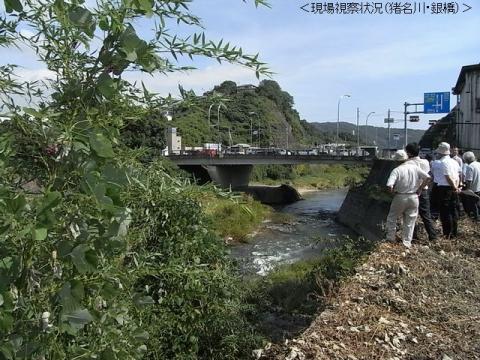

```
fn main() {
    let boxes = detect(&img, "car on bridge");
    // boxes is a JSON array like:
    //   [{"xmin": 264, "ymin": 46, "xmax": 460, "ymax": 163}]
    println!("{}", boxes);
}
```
[{"xmin": 277, "ymin": 149, "xmax": 292, "ymax": 156}]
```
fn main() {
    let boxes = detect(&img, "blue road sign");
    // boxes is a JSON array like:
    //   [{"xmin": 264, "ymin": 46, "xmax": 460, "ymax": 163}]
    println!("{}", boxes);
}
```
[{"xmin": 424, "ymin": 92, "xmax": 450, "ymax": 114}]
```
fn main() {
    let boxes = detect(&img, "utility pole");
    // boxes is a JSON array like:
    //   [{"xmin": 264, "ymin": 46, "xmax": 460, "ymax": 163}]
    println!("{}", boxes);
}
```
[
  {"xmin": 250, "ymin": 118, "xmax": 253, "ymax": 146},
  {"xmin": 403, "ymin": 102, "xmax": 408, "ymax": 147},
  {"xmin": 356, "ymin": 107, "xmax": 360, "ymax": 155},
  {"xmin": 387, "ymin": 108, "xmax": 391, "ymax": 151},
  {"xmin": 365, "ymin": 112, "xmax": 375, "ymax": 146},
  {"xmin": 217, "ymin": 103, "xmax": 227, "ymax": 156},
  {"xmin": 286, "ymin": 125, "xmax": 289, "ymax": 150}
]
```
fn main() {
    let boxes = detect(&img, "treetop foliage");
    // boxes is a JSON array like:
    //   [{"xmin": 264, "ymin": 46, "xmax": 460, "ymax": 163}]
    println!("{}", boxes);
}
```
[{"xmin": 1, "ymin": 1, "xmax": 269, "ymax": 359}]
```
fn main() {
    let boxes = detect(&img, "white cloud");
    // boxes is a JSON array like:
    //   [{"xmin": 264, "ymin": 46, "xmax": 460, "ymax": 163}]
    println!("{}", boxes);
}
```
[
  {"xmin": 15, "ymin": 67, "xmax": 55, "ymax": 82},
  {"xmin": 124, "ymin": 63, "xmax": 260, "ymax": 96}
]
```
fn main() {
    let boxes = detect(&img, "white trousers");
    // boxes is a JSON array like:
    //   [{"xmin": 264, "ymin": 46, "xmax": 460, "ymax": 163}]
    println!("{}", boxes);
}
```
[{"xmin": 386, "ymin": 194, "xmax": 419, "ymax": 246}]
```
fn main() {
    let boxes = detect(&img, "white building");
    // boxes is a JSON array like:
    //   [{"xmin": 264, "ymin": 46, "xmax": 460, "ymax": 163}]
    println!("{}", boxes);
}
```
[
  {"xmin": 453, "ymin": 64, "xmax": 480, "ymax": 150},
  {"xmin": 166, "ymin": 127, "xmax": 182, "ymax": 155}
]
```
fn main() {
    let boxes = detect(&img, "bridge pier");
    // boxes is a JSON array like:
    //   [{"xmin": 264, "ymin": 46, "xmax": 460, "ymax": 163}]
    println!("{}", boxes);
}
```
[
  {"xmin": 205, "ymin": 165, "xmax": 253, "ymax": 188},
  {"xmin": 179, "ymin": 164, "xmax": 253, "ymax": 188}
]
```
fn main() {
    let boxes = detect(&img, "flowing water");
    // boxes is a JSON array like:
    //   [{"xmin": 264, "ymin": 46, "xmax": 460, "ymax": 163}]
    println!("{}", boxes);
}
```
[{"xmin": 230, "ymin": 189, "xmax": 356, "ymax": 275}]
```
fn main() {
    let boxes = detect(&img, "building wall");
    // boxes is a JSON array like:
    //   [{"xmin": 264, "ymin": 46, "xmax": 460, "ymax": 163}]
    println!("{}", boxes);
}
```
[
  {"xmin": 166, "ymin": 128, "xmax": 182, "ymax": 154},
  {"xmin": 457, "ymin": 70, "xmax": 480, "ymax": 150}
]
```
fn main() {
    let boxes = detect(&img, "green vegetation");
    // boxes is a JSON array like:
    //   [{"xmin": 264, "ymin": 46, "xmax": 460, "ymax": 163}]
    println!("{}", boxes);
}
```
[
  {"xmin": 197, "ymin": 189, "xmax": 270, "ymax": 242},
  {"xmin": 0, "ymin": 1, "xmax": 270, "ymax": 359},
  {"xmin": 161, "ymin": 180, "xmax": 271, "ymax": 243},
  {"xmin": 252, "ymin": 164, "xmax": 369, "ymax": 190},
  {"xmin": 245, "ymin": 236, "xmax": 376, "ymax": 340}
]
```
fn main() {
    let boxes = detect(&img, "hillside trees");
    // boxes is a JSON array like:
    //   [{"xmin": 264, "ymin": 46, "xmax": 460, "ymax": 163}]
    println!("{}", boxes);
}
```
[
  {"xmin": 0, "ymin": 0, "xmax": 269, "ymax": 358},
  {"xmin": 142, "ymin": 79, "xmax": 314, "ymax": 150}
]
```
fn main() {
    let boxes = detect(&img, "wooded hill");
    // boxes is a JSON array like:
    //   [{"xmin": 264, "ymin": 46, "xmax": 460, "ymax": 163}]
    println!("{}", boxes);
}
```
[
  {"xmin": 166, "ymin": 80, "xmax": 321, "ymax": 148},
  {"xmin": 121, "ymin": 80, "xmax": 425, "ymax": 154}
]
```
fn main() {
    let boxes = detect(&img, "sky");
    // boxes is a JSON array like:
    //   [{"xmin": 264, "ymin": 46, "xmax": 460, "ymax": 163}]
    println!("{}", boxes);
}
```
[{"xmin": 1, "ymin": 0, "xmax": 479, "ymax": 131}]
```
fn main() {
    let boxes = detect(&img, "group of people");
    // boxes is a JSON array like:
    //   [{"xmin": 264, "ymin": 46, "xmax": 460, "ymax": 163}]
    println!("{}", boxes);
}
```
[{"xmin": 386, "ymin": 142, "xmax": 480, "ymax": 248}]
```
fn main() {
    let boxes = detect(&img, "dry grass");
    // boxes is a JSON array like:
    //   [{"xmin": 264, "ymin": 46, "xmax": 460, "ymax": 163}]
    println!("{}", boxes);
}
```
[{"xmin": 259, "ymin": 219, "xmax": 480, "ymax": 359}]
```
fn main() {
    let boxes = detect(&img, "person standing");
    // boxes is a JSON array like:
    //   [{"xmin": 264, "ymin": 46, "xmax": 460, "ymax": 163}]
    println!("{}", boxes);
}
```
[
  {"xmin": 452, "ymin": 146, "xmax": 464, "ymax": 183},
  {"xmin": 434, "ymin": 142, "xmax": 461, "ymax": 238},
  {"xmin": 430, "ymin": 152, "xmax": 444, "ymax": 220},
  {"xmin": 405, "ymin": 143, "xmax": 438, "ymax": 241},
  {"xmin": 463, "ymin": 151, "xmax": 480, "ymax": 220},
  {"xmin": 386, "ymin": 150, "xmax": 431, "ymax": 248}
]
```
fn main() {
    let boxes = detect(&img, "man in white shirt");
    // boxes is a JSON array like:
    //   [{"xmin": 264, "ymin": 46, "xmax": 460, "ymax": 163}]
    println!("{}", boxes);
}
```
[
  {"xmin": 386, "ymin": 150, "xmax": 431, "ymax": 248},
  {"xmin": 429, "ymin": 154, "xmax": 444, "ymax": 220},
  {"xmin": 434, "ymin": 142, "xmax": 461, "ymax": 237},
  {"xmin": 463, "ymin": 151, "xmax": 480, "ymax": 220},
  {"xmin": 405, "ymin": 143, "xmax": 437, "ymax": 241},
  {"xmin": 452, "ymin": 147, "xmax": 464, "ymax": 184}
]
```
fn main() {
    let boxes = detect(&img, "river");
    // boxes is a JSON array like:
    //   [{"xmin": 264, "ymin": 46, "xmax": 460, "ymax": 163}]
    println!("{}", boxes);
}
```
[{"xmin": 230, "ymin": 189, "xmax": 356, "ymax": 275}]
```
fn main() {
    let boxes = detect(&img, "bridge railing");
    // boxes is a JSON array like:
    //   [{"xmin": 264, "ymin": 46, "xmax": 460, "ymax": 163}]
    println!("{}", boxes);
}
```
[{"xmin": 167, "ymin": 153, "xmax": 376, "ymax": 162}]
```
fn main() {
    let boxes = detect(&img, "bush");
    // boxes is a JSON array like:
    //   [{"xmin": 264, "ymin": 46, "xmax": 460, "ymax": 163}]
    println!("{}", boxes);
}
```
[{"xmin": 125, "ymin": 162, "xmax": 260, "ymax": 359}]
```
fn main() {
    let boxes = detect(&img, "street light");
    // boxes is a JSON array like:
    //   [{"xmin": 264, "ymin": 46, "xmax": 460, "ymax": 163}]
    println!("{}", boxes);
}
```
[
  {"xmin": 217, "ymin": 103, "xmax": 227, "ymax": 155},
  {"xmin": 365, "ymin": 111, "xmax": 375, "ymax": 146},
  {"xmin": 208, "ymin": 103, "xmax": 215, "ymax": 127},
  {"xmin": 336, "ymin": 94, "xmax": 351, "ymax": 153},
  {"xmin": 248, "ymin": 111, "xmax": 260, "ymax": 147}
]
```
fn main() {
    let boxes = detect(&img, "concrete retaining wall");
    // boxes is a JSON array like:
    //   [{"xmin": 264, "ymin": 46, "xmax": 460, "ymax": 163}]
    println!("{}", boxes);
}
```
[{"xmin": 337, "ymin": 159, "xmax": 398, "ymax": 241}]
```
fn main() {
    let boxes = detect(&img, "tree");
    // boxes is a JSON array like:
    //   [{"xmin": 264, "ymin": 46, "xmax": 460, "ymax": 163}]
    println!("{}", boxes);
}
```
[
  {"xmin": 214, "ymin": 80, "xmax": 238, "ymax": 95},
  {"xmin": 0, "ymin": 1, "xmax": 269, "ymax": 358}
]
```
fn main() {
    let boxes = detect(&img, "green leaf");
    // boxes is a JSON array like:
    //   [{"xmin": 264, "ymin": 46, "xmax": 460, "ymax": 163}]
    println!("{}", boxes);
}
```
[
  {"xmin": 133, "ymin": 330, "xmax": 150, "ymax": 341},
  {"xmin": 23, "ymin": 107, "xmax": 44, "ymax": 118},
  {"xmin": 0, "ymin": 257, "xmax": 13, "ymax": 271},
  {"xmin": 37, "ymin": 191, "xmax": 61, "ymax": 215},
  {"xmin": 70, "ymin": 244, "xmax": 97, "ymax": 273},
  {"xmin": 98, "ymin": 17, "xmax": 109, "ymax": 31},
  {"xmin": 0, "ymin": 294, "xmax": 3, "ymax": 306},
  {"xmin": 0, "ymin": 344, "xmax": 14, "ymax": 360},
  {"xmin": 5, "ymin": 194, "xmax": 26, "ymax": 215},
  {"xmin": 102, "ymin": 163, "xmax": 128, "ymax": 186},
  {"xmin": 93, "ymin": 183, "xmax": 113, "ymax": 205},
  {"xmin": 61, "ymin": 308, "xmax": 93, "ymax": 332},
  {"xmin": 137, "ymin": 0, "xmax": 153, "ymax": 13},
  {"xmin": 32, "ymin": 227, "xmax": 47, "ymax": 241},
  {"xmin": 134, "ymin": 295, "xmax": 155, "ymax": 307},
  {"xmin": 0, "ymin": 313, "xmax": 13, "ymax": 332},
  {"xmin": 96, "ymin": 73, "xmax": 116, "ymax": 99},
  {"xmin": 4, "ymin": 0, "xmax": 22, "ymax": 13},
  {"xmin": 68, "ymin": 6, "xmax": 96, "ymax": 37},
  {"xmin": 57, "ymin": 240, "xmax": 73, "ymax": 258},
  {"xmin": 15, "ymin": 342, "xmax": 39, "ymax": 359},
  {"xmin": 58, "ymin": 281, "xmax": 84, "ymax": 312},
  {"xmin": 89, "ymin": 132, "xmax": 114, "ymax": 158}
]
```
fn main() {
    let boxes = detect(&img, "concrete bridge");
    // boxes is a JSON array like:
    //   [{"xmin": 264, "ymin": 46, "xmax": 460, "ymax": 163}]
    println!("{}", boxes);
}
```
[{"xmin": 167, "ymin": 154, "xmax": 375, "ymax": 188}]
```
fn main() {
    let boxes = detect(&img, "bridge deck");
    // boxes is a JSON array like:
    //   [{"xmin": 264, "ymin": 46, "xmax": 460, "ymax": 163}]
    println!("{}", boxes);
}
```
[{"xmin": 168, "ymin": 154, "xmax": 375, "ymax": 166}]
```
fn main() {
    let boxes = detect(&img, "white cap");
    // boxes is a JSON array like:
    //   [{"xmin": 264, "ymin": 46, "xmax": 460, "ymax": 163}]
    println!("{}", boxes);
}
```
[
  {"xmin": 435, "ymin": 142, "xmax": 450, "ymax": 155},
  {"xmin": 393, "ymin": 150, "xmax": 408, "ymax": 161},
  {"xmin": 463, "ymin": 151, "xmax": 476, "ymax": 163}
]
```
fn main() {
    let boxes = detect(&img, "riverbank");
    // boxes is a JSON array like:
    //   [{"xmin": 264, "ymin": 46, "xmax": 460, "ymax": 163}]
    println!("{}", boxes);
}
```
[
  {"xmin": 197, "ymin": 164, "xmax": 368, "ymax": 242},
  {"xmin": 258, "ymin": 218, "xmax": 480, "ymax": 359},
  {"xmin": 251, "ymin": 164, "xmax": 369, "ymax": 190}
]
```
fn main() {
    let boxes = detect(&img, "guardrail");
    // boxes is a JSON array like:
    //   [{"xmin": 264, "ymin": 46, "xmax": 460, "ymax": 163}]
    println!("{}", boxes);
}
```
[{"xmin": 167, "ymin": 153, "xmax": 375, "ymax": 165}]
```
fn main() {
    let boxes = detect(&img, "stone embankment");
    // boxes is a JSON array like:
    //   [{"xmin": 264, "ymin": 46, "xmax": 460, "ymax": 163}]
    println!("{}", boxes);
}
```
[
  {"xmin": 337, "ymin": 159, "xmax": 397, "ymax": 241},
  {"xmin": 241, "ymin": 184, "xmax": 302, "ymax": 204},
  {"xmin": 258, "ymin": 220, "xmax": 480, "ymax": 359}
]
